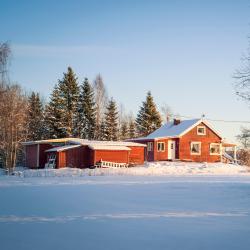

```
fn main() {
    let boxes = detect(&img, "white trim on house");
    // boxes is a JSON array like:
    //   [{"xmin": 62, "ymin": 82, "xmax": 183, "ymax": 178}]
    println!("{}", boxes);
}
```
[
  {"xmin": 197, "ymin": 126, "xmax": 206, "ymax": 135},
  {"xmin": 190, "ymin": 141, "xmax": 201, "ymax": 155},
  {"xmin": 147, "ymin": 142, "xmax": 153, "ymax": 151},
  {"xmin": 157, "ymin": 142, "xmax": 165, "ymax": 152},
  {"xmin": 209, "ymin": 143, "xmax": 221, "ymax": 155}
]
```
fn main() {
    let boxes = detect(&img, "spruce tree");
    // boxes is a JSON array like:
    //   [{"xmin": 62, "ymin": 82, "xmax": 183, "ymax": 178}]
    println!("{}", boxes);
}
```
[
  {"xmin": 78, "ymin": 78, "xmax": 96, "ymax": 140},
  {"xmin": 104, "ymin": 98, "xmax": 119, "ymax": 141},
  {"xmin": 44, "ymin": 85, "xmax": 65, "ymax": 138},
  {"xmin": 58, "ymin": 67, "xmax": 79, "ymax": 137},
  {"xmin": 136, "ymin": 91, "xmax": 162, "ymax": 137},
  {"xmin": 120, "ymin": 121, "xmax": 128, "ymax": 140},
  {"xmin": 128, "ymin": 119, "xmax": 136, "ymax": 139},
  {"xmin": 99, "ymin": 119, "xmax": 106, "ymax": 141},
  {"xmin": 27, "ymin": 92, "xmax": 45, "ymax": 140}
]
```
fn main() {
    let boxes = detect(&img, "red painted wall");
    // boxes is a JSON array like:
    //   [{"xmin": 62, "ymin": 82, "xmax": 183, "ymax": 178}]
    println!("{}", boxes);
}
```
[
  {"xmin": 154, "ymin": 138, "xmax": 169, "ymax": 161},
  {"xmin": 39, "ymin": 144, "xmax": 53, "ymax": 168},
  {"xmin": 25, "ymin": 144, "xmax": 38, "ymax": 168},
  {"xmin": 94, "ymin": 150, "xmax": 129, "ymax": 165},
  {"xmin": 128, "ymin": 146, "xmax": 145, "ymax": 165},
  {"xmin": 179, "ymin": 122, "xmax": 221, "ymax": 162}
]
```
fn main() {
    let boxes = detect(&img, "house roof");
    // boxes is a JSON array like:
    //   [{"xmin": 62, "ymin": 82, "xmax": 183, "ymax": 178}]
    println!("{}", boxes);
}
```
[
  {"xmin": 133, "ymin": 119, "xmax": 222, "ymax": 140},
  {"xmin": 45, "ymin": 145, "xmax": 81, "ymax": 153}
]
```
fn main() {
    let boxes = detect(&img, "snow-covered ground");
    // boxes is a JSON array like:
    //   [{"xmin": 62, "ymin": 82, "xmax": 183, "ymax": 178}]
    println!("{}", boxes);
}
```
[
  {"xmin": 0, "ymin": 163, "xmax": 250, "ymax": 250},
  {"xmin": 2, "ymin": 161, "xmax": 249, "ymax": 178}
]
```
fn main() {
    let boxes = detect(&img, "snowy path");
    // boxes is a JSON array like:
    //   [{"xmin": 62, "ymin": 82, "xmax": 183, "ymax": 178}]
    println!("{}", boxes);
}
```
[{"xmin": 0, "ymin": 176, "xmax": 250, "ymax": 250}]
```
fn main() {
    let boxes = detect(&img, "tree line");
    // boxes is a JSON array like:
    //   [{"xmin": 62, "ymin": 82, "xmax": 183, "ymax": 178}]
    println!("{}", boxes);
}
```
[{"xmin": 0, "ymin": 42, "xmax": 166, "ymax": 170}]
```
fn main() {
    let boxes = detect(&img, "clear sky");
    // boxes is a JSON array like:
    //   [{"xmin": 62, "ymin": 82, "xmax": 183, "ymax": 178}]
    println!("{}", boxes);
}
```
[{"xmin": 1, "ymin": 0, "xmax": 250, "ymax": 142}]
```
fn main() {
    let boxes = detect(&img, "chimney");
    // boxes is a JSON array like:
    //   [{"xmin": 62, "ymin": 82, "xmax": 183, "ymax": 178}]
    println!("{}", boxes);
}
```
[{"xmin": 173, "ymin": 118, "xmax": 181, "ymax": 125}]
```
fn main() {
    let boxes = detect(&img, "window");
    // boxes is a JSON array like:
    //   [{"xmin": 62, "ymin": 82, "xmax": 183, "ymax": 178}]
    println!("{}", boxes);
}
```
[
  {"xmin": 147, "ymin": 142, "xmax": 153, "ymax": 151},
  {"xmin": 157, "ymin": 142, "xmax": 165, "ymax": 152},
  {"xmin": 197, "ymin": 126, "xmax": 206, "ymax": 135},
  {"xmin": 190, "ymin": 142, "xmax": 201, "ymax": 155},
  {"xmin": 210, "ymin": 143, "xmax": 221, "ymax": 155}
]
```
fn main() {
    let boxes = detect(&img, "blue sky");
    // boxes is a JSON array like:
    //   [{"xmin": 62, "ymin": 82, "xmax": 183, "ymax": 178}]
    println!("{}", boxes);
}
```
[{"xmin": 1, "ymin": 0, "xmax": 250, "ymax": 142}]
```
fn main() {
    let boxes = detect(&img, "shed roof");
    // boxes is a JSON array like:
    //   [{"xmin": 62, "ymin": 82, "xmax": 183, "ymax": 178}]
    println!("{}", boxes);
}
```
[
  {"xmin": 133, "ymin": 119, "xmax": 222, "ymax": 140},
  {"xmin": 88, "ymin": 144, "xmax": 131, "ymax": 151},
  {"xmin": 22, "ymin": 138, "xmax": 80, "ymax": 145},
  {"xmin": 45, "ymin": 145, "xmax": 81, "ymax": 153},
  {"xmin": 70, "ymin": 139, "xmax": 146, "ymax": 147}
]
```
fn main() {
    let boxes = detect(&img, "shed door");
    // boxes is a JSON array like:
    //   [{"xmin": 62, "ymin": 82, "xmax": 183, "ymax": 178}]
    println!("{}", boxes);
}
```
[{"xmin": 168, "ymin": 140, "xmax": 176, "ymax": 160}]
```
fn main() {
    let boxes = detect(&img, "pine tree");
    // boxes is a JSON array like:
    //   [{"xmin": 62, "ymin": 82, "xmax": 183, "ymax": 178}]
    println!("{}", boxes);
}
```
[
  {"xmin": 104, "ymin": 98, "xmax": 119, "ymax": 141},
  {"xmin": 120, "ymin": 121, "xmax": 128, "ymax": 140},
  {"xmin": 27, "ymin": 92, "xmax": 45, "ymax": 140},
  {"xmin": 58, "ymin": 67, "xmax": 79, "ymax": 137},
  {"xmin": 136, "ymin": 91, "xmax": 162, "ymax": 137},
  {"xmin": 77, "ymin": 78, "xmax": 96, "ymax": 140},
  {"xmin": 128, "ymin": 119, "xmax": 136, "ymax": 139},
  {"xmin": 44, "ymin": 85, "xmax": 65, "ymax": 138},
  {"xmin": 99, "ymin": 119, "xmax": 106, "ymax": 141}
]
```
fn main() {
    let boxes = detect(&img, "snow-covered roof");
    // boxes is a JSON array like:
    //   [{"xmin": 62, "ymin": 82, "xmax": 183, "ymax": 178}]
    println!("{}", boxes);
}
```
[
  {"xmin": 45, "ymin": 145, "xmax": 81, "ymax": 153},
  {"xmin": 22, "ymin": 138, "xmax": 81, "ymax": 145},
  {"xmin": 88, "ymin": 145, "xmax": 131, "ymax": 151},
  {"xmin": 134, "ymin": 119, "xmax": 222, "ymax": 140},
  {"xmin": 69, "ymin": 139, "xmax": 146, "ymax": 147}
]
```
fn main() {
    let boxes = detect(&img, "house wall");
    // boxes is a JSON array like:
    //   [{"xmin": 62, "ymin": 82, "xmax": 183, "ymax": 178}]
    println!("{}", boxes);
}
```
[
  {"xmin": 154, "ymin": 138, "xmax": 169, "ymax": 161},
  {"xmin": 128, "ymin": 146, "xmax": 145, "ymax": 165},
  {"xmin": 179, "ymin": 122, "xmax": 221, "ymax": 162}
]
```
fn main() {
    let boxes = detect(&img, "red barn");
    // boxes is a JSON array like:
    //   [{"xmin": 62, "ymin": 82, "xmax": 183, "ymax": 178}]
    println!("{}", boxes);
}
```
[{"xmin": 131, "ymin": 118, "xmax": 234, "ymax": 163}]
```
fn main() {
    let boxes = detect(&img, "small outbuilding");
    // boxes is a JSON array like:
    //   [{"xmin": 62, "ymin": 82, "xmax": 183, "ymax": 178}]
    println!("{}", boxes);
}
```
[{"xmin": 22, "ymin": 139, "xmax": 146, "ymax": 169}]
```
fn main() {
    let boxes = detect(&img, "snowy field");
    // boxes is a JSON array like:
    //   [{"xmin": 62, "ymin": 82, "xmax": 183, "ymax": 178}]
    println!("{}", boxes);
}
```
[{"xmin": 1, "ymin": 163, "xmax": 250, "ymax": 250}]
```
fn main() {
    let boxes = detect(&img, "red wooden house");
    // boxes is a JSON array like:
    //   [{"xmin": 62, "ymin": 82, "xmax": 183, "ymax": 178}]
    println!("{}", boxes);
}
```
[{"xmin": 131, "ymin": 118, "xmax": 234, "ymax": 163}]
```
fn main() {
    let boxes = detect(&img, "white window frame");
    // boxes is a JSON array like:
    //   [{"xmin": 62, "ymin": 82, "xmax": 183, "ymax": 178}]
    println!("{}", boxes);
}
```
[
  {"xmin": 190, "ymin": 142, "xmax": 201, "ymax": 155},
  {"xmin": 147, "ymin": 142, "xmax": 153, "ymax": 152},
  {"xmin": 157, "ymin": 142, "xmax": 165, "ymax": 152},
  {"xmin": 210, "ymin": 143, "xmax": 221, "ymax": 155},
  {"xmin": 197, "ymin": 126, "xmax": 206, "ymax": 135}
]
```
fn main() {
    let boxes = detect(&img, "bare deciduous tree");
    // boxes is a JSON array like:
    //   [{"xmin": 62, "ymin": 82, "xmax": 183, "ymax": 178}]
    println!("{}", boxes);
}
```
[
  {"xmin": 234, "ymin": 44, "xmax": 250, "ymax": 103},
  {"xmin": 0, "ymin": 41, "xmax": 11, "ymax": 86},
  {"xmin": 160, "ymin": 103, "xmax": 173, "ymax": 123},
  {"xmin": 92, "ymin": 74, "xmax": 108, "ymax": 139},
  {"xmin": 0, "ymin": 84, "xmax": 28, "ymax": 171}
]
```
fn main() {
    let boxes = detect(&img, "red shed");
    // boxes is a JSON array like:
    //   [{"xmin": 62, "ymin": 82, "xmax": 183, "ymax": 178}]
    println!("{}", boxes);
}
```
[
  {"xmin": 44, "ymin": 141, "xmax": 146, "ymax": 169},
  {"xmin": 22, "ymin": 138, "xmax": 82, "ymax": 168}
]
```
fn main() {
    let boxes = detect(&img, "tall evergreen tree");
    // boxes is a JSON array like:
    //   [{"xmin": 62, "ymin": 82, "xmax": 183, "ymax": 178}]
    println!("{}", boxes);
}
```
[
  {"xmin": 27, "ymin": 92, "xmax": 44, "ymax": 140},
  {"xmin": 120, "ymin": 121, "xmax": 128, "ymax": 140},
  {"xmin": 104, "ymin": 98, "xmax": 119, "ymax": 141},
  {"xmin": 44, "ymin": 85, "xmax": 65, "ymax": 138},
  {"xmin": 99, "ymin": 119, "xmax": 106, "ymax": 141},
  {"xmin": 57, "ymin": 67, "xmax": 79, "ymax": 137},
  {"xmin": 77, "ymin": 78, "xmax": 96, "ymax": 139},
  {"xmin": 136, "ymin": 91, "xmax": 162, "ymax": 137},
  {"xmin": 128, "ymin": 119, "xmax": 136, "ymax": 139}
]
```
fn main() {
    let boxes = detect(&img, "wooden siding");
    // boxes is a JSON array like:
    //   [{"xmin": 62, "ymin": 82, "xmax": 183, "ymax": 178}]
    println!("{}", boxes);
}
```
[
  {"xmin": 179, "ymin": 122, "xmax": 221, "ymax": 162},
  {"xmin": 39, "ymin": 144, "xmax": 53, "ymax": 168},
  {"xmin": 94, "ymin": 150, "xmax": 129, "ymax": 165},
  {"xmin": 128, "ymin": 146, "xmax": 145, "ymax": 165},
  {"xmin": 154, "ymin": 138, "xmax": 169, "ymax": 161},
  {"xmin": 25, "ymin": 144, "xmax": 38, "ymax": 168}
]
